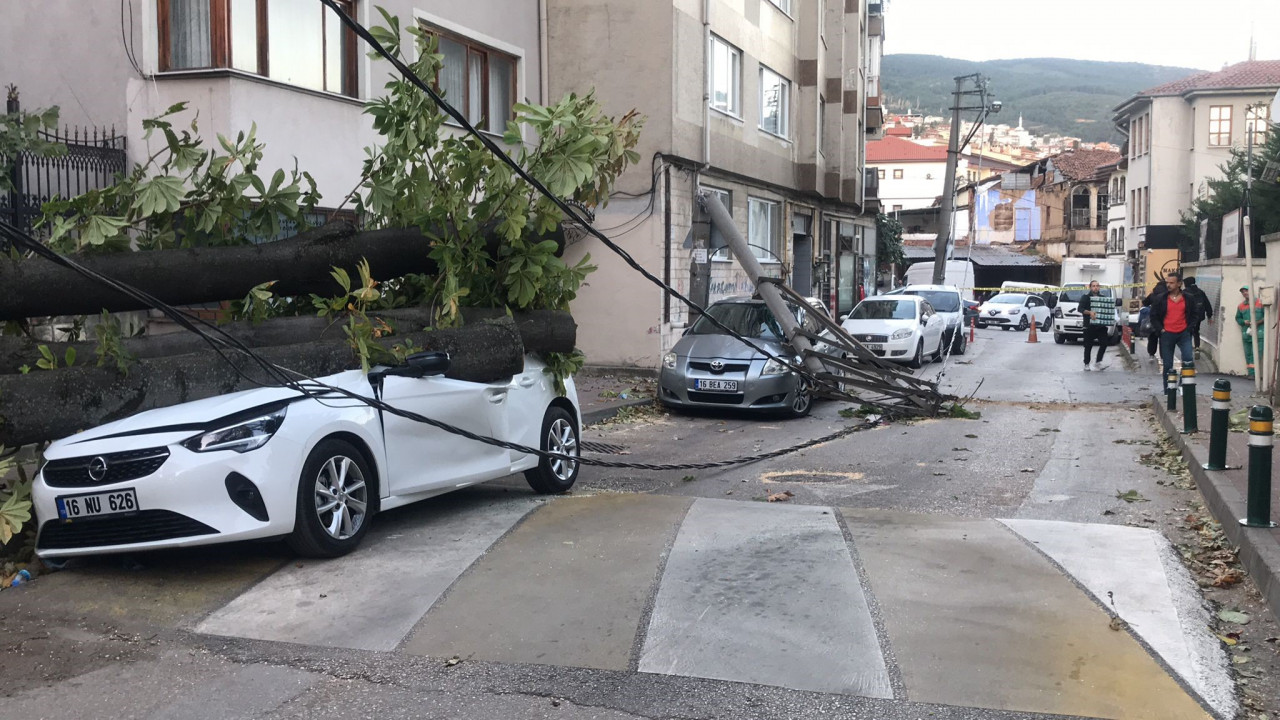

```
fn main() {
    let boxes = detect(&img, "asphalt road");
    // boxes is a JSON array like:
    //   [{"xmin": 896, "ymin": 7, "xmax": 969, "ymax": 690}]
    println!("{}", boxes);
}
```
[{"xmin": 0, "ymin": 327, "xmax": 1241, "ymax": 719}]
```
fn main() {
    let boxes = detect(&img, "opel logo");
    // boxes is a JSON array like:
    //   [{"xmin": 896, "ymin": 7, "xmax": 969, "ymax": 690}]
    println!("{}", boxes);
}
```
[
  {"xmin": 709, "ymin": 360, "xmax": 725, "ymax": 372},
  {"xmin": 88, "ymin": 456, "xmax": 108, "ymax": 482}
]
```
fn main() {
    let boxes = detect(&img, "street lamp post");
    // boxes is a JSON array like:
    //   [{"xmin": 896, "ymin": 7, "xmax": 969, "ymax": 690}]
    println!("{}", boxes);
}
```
[{"xmin": 932, "ymin": 75, "xmax": 1000, "ymax": 284}]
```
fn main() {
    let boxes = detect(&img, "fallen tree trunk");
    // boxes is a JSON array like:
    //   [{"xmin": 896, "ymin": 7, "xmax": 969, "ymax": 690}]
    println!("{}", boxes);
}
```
[
  {"xmin": 0, "ymin": 317, "xmax": 525, "ymax": 448},
  {"xmin": 0, "ymin": 222, "xmax": 565, "ymax": 321},
  {"xmin": 0, "ymin": 308, "xmax": 576, "ymax": 373}
]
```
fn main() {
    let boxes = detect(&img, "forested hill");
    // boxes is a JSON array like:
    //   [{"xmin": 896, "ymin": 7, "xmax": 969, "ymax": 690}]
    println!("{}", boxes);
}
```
[{"xmin": 882, "ymin": 55, "xmax": 1201, "ymax": 143}]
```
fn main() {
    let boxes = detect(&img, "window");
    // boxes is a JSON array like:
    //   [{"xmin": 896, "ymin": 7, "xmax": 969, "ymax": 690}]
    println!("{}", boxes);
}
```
[
  {"xmin": 747, "ymin": 197, "xmax": 782, "ymax": 262},
  {"xmin": 704, "ymin": 186, "xmax": 733, "ymax": 261},
  {"xmin": 1209, "ymin": 105, "xmax": 1232, "ymax": 146},
  {"xmin": 892, "ymin": 168, "xmax": 903, "ymax": 179},
  {"xmin": 759, "ymin": 66, "xmax": 790, "ymax": 138},
  {"xmin": 158, "ymin": 0, "xmax": 358, "ymax": 96},
  {"xmin": 1247, "ymin": 105, "xmax": 1270, "ymax": 146},
  {"xmin": 423, "ymin": 26, "xmax": 518, "ymax": 133},
  {"xmin": 877, "ymin": 168, "xmax": 886, "ymax": 179},
  {"xmin": 766, "ymin": 0, "xmax": 792, "ymax": 15},
  {"xmin": 708, "ymin": 35, "xmax": 742, "ymax": 116},
  {"xmin": 1096, "ymin": 190, "xmax": 1108, "ymax": 228}
]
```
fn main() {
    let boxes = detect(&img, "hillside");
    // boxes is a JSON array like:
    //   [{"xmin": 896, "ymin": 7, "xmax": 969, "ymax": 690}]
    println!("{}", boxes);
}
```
[{"xmin": 881, "ymin": 55, "xmax": 1200, "ymax": 143}]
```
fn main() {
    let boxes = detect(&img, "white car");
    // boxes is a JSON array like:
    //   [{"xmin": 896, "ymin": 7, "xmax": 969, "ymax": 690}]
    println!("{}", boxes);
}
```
[
  {"xmin": 841, "ymin": 295, "xmax": 945, "ymax": 368},
  {"xmin": 891, "ymin": 284, "xmax": 967, "ymax": 355},
  {"xmin": 976, "ymin": 292, "xmax": 1052, "ymax": 332},
  {"xmin": 32, "ymin": 353, "xmax": 581, "ymax": 559}
]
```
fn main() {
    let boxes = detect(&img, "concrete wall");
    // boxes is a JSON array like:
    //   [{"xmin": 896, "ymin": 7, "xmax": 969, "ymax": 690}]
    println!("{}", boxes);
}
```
[{"xmin": 1184, "ymin": 259, "xmax": 1268, "ymax": 378}]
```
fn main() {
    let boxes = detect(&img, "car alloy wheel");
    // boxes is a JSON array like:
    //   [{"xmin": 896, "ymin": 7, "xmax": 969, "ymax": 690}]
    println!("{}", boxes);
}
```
[
  {"xmin": 787, "ymin": 378, "xmax": 813, "ymax": 418},
  {"xmin": 1017, "ymin": 316, "xmax": 1029, "ymax": 331},
  {"xmin": 908, "ymin": 340, "xmax": 924, "ymax": 369},
  {"xmin": 288, "ymin": 438, "xmax": 375, "ymax": 558},
  {"xmin": 314, "ymin": 455, "xmax": 368, "ymax": 541},
  {"xmin": 525, "ymin": 406, "xmax": 581, "ymax": 494},
  {"xmin": 1041, "ymin": 316, "xmax": 1052, "ymax": 332}
]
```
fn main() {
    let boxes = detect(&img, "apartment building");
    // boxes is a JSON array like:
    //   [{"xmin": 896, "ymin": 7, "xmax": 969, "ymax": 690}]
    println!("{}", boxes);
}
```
[
  {"xmin": 865, "ymin": 135, "xmax": 958, "ymax": 212},
  {"xmin": 547, "ymin": 0, "xmax": 886, "ymax": 368},
  {"xmin": 1, "ymin": 1, "xmax": 546, "ymax": 204}
]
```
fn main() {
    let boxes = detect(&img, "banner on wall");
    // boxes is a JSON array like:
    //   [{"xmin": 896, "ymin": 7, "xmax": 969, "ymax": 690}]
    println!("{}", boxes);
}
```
[
  {"xmin": 1144, "ymin": 248, "xmax": 1181, "ymax": 297},
  {"xmin": 1222, "ymin": 209, "xmax": 1241, "ymax": 259}
]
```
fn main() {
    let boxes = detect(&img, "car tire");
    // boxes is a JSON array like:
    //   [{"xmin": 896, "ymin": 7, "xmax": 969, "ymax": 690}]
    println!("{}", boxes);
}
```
[
  {"xmin": 1054, "ymin": 332, "xmax": 1066, "ymax": 344},
  {"xmin": 931, "ymin": 339, "xmax": 944, "ymax": 363},
  {"xmin": 786, "ymin": 378, "xmax": 813, "ymax": 418},
  {"xmin": 1042, "ymin": 316, "xmax": 1052, "ymax": 332},
  {"xmin": 524, "ymin": 406, "xmax": 580, "ymax": 494},
  {"xmin": 908, "ymin": 340, "xmax": 924, "ymax": 369},
  {"xmin": 287, "ymin": 438, "xmax": 375, "ymax": 559},
  {"xmin": 1017, "ymin": 316, "xmax": 1029, "ymax": 331},
  {"xmin": 954, "ymin": 332, "xmax": 967, "ymax": 355}
]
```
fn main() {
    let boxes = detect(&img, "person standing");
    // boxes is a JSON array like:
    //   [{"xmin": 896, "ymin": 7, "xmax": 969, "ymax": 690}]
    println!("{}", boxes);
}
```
[
  {"xmin": 1142, "ymin": 277, "xmax": 1170, "ymax": 361},
  {"xmin": 1183, "ymin": 277, "xmax": 1213, "ymax": 349},
  {"xmin": 1236, "ymin": 286, "xmax": 1266, "ymax": 379},
  {"xmin": 1150, "ymin": 273, "xmax": 1203, "ymax": 390},
  {"xmin": 1079, "ymin": 280, "xmax": 1115, "ymax": 371}
]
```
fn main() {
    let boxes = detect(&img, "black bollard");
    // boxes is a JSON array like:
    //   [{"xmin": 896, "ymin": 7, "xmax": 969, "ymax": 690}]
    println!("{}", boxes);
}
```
[
  {"xmin": 1205, "ymin": 380, "xmax": 1231, "ymax": 471},
  {"xmin": 1241, "ymin": 405, "xmax": 1278, "ymax": 528},
  {"xmin": 1181, "ymin": 366, "xmax": 1198, "ymax": 433},
  {"xmin": 1166, "ymin": 371, "xmax": 1177, "ymax": 411}
]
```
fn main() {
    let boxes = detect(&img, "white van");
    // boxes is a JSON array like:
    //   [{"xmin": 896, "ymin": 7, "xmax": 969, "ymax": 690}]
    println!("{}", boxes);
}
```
[
  {"xmin": 999, "ymin": 281, "xmax": 1052, "ymax": 293},
  {"xmin": 903, "ymin": 261, "xmax": 975, "ymax": 301}
]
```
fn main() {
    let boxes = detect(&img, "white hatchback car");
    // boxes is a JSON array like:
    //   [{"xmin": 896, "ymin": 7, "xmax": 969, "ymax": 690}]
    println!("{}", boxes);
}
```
[
  {"xmin": 32, "ymin": 353, "xmax": 580, "ymax": 559},
  {"xmin": 841, "ymin": 295, "xmax": 945, "ymax": 368},
  {"xmin": 976, "ymin": 292, "xmax": 1053, "ymax": 332}
]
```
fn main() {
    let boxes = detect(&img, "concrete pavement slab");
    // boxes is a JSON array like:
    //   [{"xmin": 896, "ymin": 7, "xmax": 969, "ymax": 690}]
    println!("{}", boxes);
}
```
[
  {"xmin": 638, "ymin": 498, "xmax": 892, "ymax": 697},
  {"xmin": 402, "ymin": 493, "xmax": 692, "ymax": 670},
  {"xmin": 843, "ymin": 508, "xmax": 1210, "ymax": 719},
  {"xmin": 1002, "ymin": 518, "xmax": 1235, "ymax": 717},
  {"xmin": 197, "ymin": 492, "xmax": 542, "ymax": 651}
]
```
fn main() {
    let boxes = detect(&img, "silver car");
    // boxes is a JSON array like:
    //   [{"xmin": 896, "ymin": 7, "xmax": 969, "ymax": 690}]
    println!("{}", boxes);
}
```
[{"xmin": 659, "ymin": 297, "xmax": 818, "ymax": 418}]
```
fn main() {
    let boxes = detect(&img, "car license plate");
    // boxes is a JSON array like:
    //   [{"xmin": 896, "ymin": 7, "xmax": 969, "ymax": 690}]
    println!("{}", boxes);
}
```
[
  {"xmin": 57, "ymin": 488, "xmax": 139, "ymax": 519},
  {"xmin": 865, "ymin": 343, "xmax": 883, "ymax": 351},
  {"xmin": 695, "ymin": 379, "xmax": 738, "ymax": 392}
]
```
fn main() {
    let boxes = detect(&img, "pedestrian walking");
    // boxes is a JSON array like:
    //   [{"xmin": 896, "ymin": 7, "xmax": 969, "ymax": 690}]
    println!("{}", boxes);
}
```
[
  {"xmin": 1149, "ymin": 272, "xmax": 1204, "ymax": 390},
  {"xmin": 1078, "ymin": 280, "xmax": 1115, "ymax": 371},
  {"xmin": 1182, "ymin": 277, "xmax": 1213, "ymax": 349},
  {"xmin": 1236, "ymin": 286, "xmax": 1266, "ymax": 379},
  {"xmin": 1141, "ymin": 279, "xmax": 1170, "ymax": 360}
]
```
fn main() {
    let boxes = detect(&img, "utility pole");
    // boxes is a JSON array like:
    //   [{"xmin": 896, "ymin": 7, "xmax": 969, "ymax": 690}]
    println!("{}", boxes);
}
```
[{"xmin": 932, "ymin": 75, "xmax": 1000, "ymax": 284}]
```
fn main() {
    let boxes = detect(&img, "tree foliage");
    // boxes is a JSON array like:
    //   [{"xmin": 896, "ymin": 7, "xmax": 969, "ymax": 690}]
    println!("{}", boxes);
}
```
[
  {"xmin": 1181, "ymin": 124, "xmax": 1280, "ymax": 258},
  {"xmin": 876, "ymin": 213, "xmax": 905, "ymax": 267},
  {"xmin": 0, "ymin": 99, "xmax": 65, "ymax": 194}
]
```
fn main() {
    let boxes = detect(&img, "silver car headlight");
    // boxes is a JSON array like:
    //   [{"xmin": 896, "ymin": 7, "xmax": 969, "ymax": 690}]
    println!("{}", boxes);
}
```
[
  {"xmin": 891, "ymin": 328, "xmax": 913, "ymax": 340},
  {"xmin": 663, "ymin": 351, "xmax": 677, "ymax": 370},
  {"xmin": 763, "ymin": 356, "xmax": 795, "ymax": 375},
  {"xmin": 182, "ymin": 406, "xmax": 288, "ymax": 454}
]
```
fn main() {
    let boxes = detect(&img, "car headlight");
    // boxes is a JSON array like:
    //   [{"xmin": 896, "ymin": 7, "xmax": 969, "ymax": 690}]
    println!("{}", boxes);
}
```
[
  {"xmin": 891, "ymin": 328, "xmax": 913, "ymax": 340},
  {"xmin": 1008, "ymin": 308, "xmax": 1021, "ymax": 315},
  {"xmin": 662, "ymin": 351, "xmax": 677, "ymax": 370},
  {"xmin": 182, "ymin": 405, "xmax": 288, "ymax": 454},
  {"xmin": 763, "ymin": 356, "xmax": 797, "ymax": 375},
  {"xmin": 1053, "ymin": 307, "xmax": 1063, "ymax": 318}
]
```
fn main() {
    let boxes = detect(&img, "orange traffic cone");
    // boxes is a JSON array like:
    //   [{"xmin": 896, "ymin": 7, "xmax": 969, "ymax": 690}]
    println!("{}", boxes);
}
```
[{"xmin": 1026, "ymin": 316, "xmax": 1040, "ymax": 343}]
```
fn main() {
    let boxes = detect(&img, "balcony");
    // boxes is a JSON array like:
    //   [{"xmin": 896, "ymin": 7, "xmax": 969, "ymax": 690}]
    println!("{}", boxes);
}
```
[
  {"xmin": 866, "ymin": 75, "xmax": 883, "ymax": 131},
  {"xmin": 863, "ymin": 168, "xmax": 881, "ymax": 212}
]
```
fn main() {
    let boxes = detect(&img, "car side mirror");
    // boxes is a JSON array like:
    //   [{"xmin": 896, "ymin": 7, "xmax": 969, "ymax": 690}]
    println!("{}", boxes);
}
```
[
  {"xmin": 839, "ymin": 314, "xmax": 848, "ymax": 322},
  {"xmin": 370, "ymin": 351, "xmax": 451, "ymax": 382}
]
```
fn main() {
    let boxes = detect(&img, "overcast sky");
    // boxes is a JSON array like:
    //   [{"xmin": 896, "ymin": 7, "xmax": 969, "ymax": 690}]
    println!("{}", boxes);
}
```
[{"xmin": 886, "ymin": 0, "xmax": 1280, "ymax": 71}]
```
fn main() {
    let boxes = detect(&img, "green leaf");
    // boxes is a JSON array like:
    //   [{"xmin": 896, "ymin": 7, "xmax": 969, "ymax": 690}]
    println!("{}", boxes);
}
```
[
  {"xmin": 0, "ymin": 491, "xmax": 32, "ymax": 545},
  {"xmin": 64, "ymin": 347, "xmax": 76, "ymax": 367},
  {"xmin": 1218, "ymin": 609, "xmax": 1251, "ymax": 625},
  {"xmin": 132, "ymin": 175, "xmax": 186, "ymax": 217},
  {"xmin": 80, "ymin": 215, "xmax": 129, "ymax": 247}
]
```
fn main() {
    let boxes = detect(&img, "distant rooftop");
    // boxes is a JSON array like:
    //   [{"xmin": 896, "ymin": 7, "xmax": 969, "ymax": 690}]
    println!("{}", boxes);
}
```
[
  {"xmin": 866, "ymin": 135, "xmax": 948, "ymax": 163},
  {"xmin": 1049, "ymin": 148, "xmax": 1124, "ymax": 183},
  {"xmin": 1137, "ymin": 59, "xmax": 1280, "ymax": 97}
]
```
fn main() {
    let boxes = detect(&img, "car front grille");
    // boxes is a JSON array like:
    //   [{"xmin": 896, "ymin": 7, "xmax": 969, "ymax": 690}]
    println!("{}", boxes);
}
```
[
  {"xmin": 42, "ymin": 447, "xmax": 171, "ymax": 488},
  {"xmin": 687, "ymin": 391, "xmax": 746, "ymax": 405},
  {"xmin": 688, "ymin": 361, "xmax": 751, "ymax": 374},
  {"xmin": 854, "ymin": 334, "xmax": 888, "ymax": 343},
  {"xmin": 37, "ymin": 510, "xmax": 217, "ymax": 550}
]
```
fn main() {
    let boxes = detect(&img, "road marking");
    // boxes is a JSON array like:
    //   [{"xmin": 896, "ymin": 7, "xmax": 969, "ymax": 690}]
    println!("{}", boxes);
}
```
[
  {"xmin": 402, "ymin": 493, "xmax": 692, "ymax": 670},
  {"xmin": 196, "ymin": 492, "xmax": 540, "ymax": 651},
  {"xmin": 639, "ymin": 498, "xmax": 892, "ymax": 697},
  {"xmin": 843, "ymin": 509, "xmax": 1209, "ymax": 719},
  {"xmin": 1002, "ymin": 518, "xmax": 1236, "ymax": 717}
]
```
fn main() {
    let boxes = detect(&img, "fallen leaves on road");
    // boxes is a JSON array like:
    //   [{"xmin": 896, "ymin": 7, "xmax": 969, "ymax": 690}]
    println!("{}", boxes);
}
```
[
  {"xmin": 1218, "ymin": 633, "xmax": 1241, "ymax": 646},
  {"xmin": 1115, "ymin": 489, "xmax": 1149, "ymax": 503},
  {"xmin": 1218, "ymin": 609, "xmax": 1252, "ymax": 625},
  {"xmin": 1108, "ymin": 616, "xmax": 1126, "ymax": 632},
  {"xmin": 445, "ymin": 656, "xmax": 462, "ymax": 667},
  {"xmin": 767, "ymin": 491, "xmax": 795, "ymax": 502}
]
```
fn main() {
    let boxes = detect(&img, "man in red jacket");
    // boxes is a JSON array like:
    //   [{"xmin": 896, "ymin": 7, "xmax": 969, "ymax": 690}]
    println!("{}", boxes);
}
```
[{"xmin": 1149, "ymin": 272, "xmax": 1204, "ymax": 390}]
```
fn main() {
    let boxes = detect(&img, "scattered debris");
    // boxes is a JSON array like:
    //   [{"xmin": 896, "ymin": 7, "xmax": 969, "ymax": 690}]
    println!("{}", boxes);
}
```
[
  {"xmin": 1115, "ymin": 489, "xmax": 1149, "ymax": 503},
  {"xmin": 964, "ymin": 433, "xmax": 979, "ymax": 439},
  {"xmin": 1020, "ymin": 467, "xmax": 1035, "ymax": 473},
  {"xmin": 946, "ymin": 403, "xmax": 982, "ymax": 420},
  {"xmin": 445, "ymin": 656, "xmax": 462, "ymax": 667},
  {"xmin": 681, "ymin": 475, "xmax": 696, "ymax": 483},
  {"xmin": 1218, "ymin": 609, "xmax": 1252, "ymax": 625},
  {"xmin": 766, "ymin": 491, "xmax": 795, "ymax": 502}
]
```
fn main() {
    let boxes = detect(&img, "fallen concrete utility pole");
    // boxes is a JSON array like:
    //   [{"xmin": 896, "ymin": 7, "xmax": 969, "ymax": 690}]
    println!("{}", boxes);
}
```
[{"xmin": 698, "ymin": 192, "xmax": 941, "ymax": 414}]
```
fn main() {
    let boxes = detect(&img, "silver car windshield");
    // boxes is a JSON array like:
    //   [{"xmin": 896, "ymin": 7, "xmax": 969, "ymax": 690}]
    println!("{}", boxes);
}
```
[
  {"xmin": 1059, "ymin": 288, "xmax": 1112, "ymax": 302},
  {"xmin": 850, "ymin": 299, "xmax": 917, "ymax": 320},
  {"xmin": 688, "ymin": 303, "xmax": 789, "ymax": 339}
]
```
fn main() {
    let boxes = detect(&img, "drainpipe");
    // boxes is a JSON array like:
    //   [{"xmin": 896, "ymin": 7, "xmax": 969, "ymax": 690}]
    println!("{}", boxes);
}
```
[
  {"xmin": 538, "ymin": 0, "xmax": 550, "ymax": 105},
  {"xmin": 701, "ymin": 0, "xmax": 712, "ymax": 170}
]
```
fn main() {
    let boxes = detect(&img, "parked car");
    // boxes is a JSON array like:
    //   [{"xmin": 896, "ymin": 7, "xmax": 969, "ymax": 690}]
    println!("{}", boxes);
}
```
[
  {"xmin": 894, "ymin": 284, "xmax": 967, "ymax": 355},
  {"xmin": 841, "ymin": 295, "xmax": 945, "ymax": 368},
  {"xmin": 33, "ymin": 353, "xmax": 581, "ymax": 559},
  {"xmin": 660, "ymin": 296, "xmax": 818, "ymax": 417},
  {"xmin": 976, "ymin": 292, "xmax": 1052, "ymax": 331},
  {"xmin": 963, "ymin": 299, "xmax": 981, "ymax": 328}
]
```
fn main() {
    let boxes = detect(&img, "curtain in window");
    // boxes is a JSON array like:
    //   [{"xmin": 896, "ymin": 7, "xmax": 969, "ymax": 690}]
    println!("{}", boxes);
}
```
[
  {"xmin": 488, "ymin": 57, "xmax": 513, "ymax": 133},
  {"xmin": 748, "ymin": 200, "xmax": 777, "ymax": 261},
  {"xmin": 170, "ymin": 0, "xmax": 212, "ymax": 69},
  {"xmin": 468, "ymin": 52, "xmax": 484, "ymax": 126},
  {"xmin": 438, "ymin": 37, "xmax": 466, "ymax": 110}
]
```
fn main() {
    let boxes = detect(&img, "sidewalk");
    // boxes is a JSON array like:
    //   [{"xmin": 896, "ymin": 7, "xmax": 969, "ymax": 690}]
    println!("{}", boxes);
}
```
[
  {"xmin": 1154, "ymin": 370, "xmax": 1280, "ymax": 625},
  {"xmin": 574, "ymin": 368, "xmax": 657, "ymax": 424}
]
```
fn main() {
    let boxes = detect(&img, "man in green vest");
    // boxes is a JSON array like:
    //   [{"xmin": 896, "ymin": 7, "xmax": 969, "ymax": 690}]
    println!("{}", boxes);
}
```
[{"xmin": 1236, "ymin": 286, "xmax": 1266, "ymax": 378}]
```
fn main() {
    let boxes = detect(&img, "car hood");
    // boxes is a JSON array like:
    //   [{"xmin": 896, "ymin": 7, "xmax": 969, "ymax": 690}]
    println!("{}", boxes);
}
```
[
  {"xmin": 46, "ymin": 369, "xmax": 373, "ymax": 458},
  {"xmin": 980, "ymin": 303, "xmax": 1021, "ymax": 312},
  {"xmin": 672, "ymin": 333, "xmax": 788, "ymax": 360},
  {"xmin": 842, "ymin": 318, "xmax": 919, "ymax": 335}
]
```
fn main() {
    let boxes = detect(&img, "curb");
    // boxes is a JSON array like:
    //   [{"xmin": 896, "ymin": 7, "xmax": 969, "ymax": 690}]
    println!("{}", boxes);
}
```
[
  {"xmin": 1154, "ymin": 397, "xmax": 1280, "ymax": 623},
  {"xmin": 581, "ymin": 398, "xmax": 655, "ymax": 426}
]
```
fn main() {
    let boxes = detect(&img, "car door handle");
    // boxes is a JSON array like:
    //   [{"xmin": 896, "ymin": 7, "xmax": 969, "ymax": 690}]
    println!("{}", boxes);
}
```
[
  {"xmin": 518, "ymin": 376, "xmax": 537, "ymax": 388},
  {"xmin": 486, "ymin": 389, "xmax": 508, "ymax": 404}
]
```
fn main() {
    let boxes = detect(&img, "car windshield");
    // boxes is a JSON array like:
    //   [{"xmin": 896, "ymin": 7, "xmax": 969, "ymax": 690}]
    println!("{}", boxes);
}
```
[
  {"xmin": 688, "ymin": 302, "xmax": 792, "ymax": 339},
  {"xmin": 1059, "ymin": 287, "xmax": 1112, "ymax": 302},
  {"xmin": 903, "ymin": 290, "xmax": 960, "ymax": 312},
  {"xmin": 988, "ymin": 293, "xmax": 1027, "ymax": 305},
  {"xmin": 850, "ymin": 299, "xmax": 917, "ymax": 320}
]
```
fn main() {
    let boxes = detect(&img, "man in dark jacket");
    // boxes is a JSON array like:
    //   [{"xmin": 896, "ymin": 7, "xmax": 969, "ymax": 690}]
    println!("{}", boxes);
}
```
[
  {"xmin": 1141, "ymin": 278, "xmax": 1170, "ymax": 359},
  {"xmin": 1149, "ymin": 272, "xmax": 1205, "ymax": 389},
  {"xmin": 1079, "ymin": 281, "xmax": 1116, "ymax": 371},
  {"xmin": 1182, "ymin": 277, "xmax": 1213, "ymax": 349}
]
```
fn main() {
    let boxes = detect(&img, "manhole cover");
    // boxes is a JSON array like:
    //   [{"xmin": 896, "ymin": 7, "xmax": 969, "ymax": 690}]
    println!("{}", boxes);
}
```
[
  {"xmin": 581, "ymin": 441, "xmax": 628, "ymax": 454},
  {"xmin": 760, "ymin": 470, "xmax": 865, "ymax": 484}
]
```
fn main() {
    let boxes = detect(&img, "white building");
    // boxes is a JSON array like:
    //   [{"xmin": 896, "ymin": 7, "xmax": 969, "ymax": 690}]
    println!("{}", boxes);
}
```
[{"xmin": 866, "ymin": 135, "xmax": 965, "ymax": 212}]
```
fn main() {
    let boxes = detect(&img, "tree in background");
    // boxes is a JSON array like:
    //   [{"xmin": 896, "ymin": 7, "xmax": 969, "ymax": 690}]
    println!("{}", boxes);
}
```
[{"xmin": 1182, "ymin": 121, "xmax": 1280, "ymax": 259}]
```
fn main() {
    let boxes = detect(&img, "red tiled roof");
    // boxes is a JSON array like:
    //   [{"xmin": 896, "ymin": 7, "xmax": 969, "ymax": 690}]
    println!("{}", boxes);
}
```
[
  {"xmin": 1139, "ymin": 60, "xmax": 1280, "ymax": 97},
  {"xmin": 885, "ymin": 125, "xmax": 913, "ymax": 137},
  {"xmin": 866, "ymin": 135, "xmax": 948, "ymax": 162},
  {"xmin": 1048, "ymin": 149, "xmax": 1124, "ymax": 182}
]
